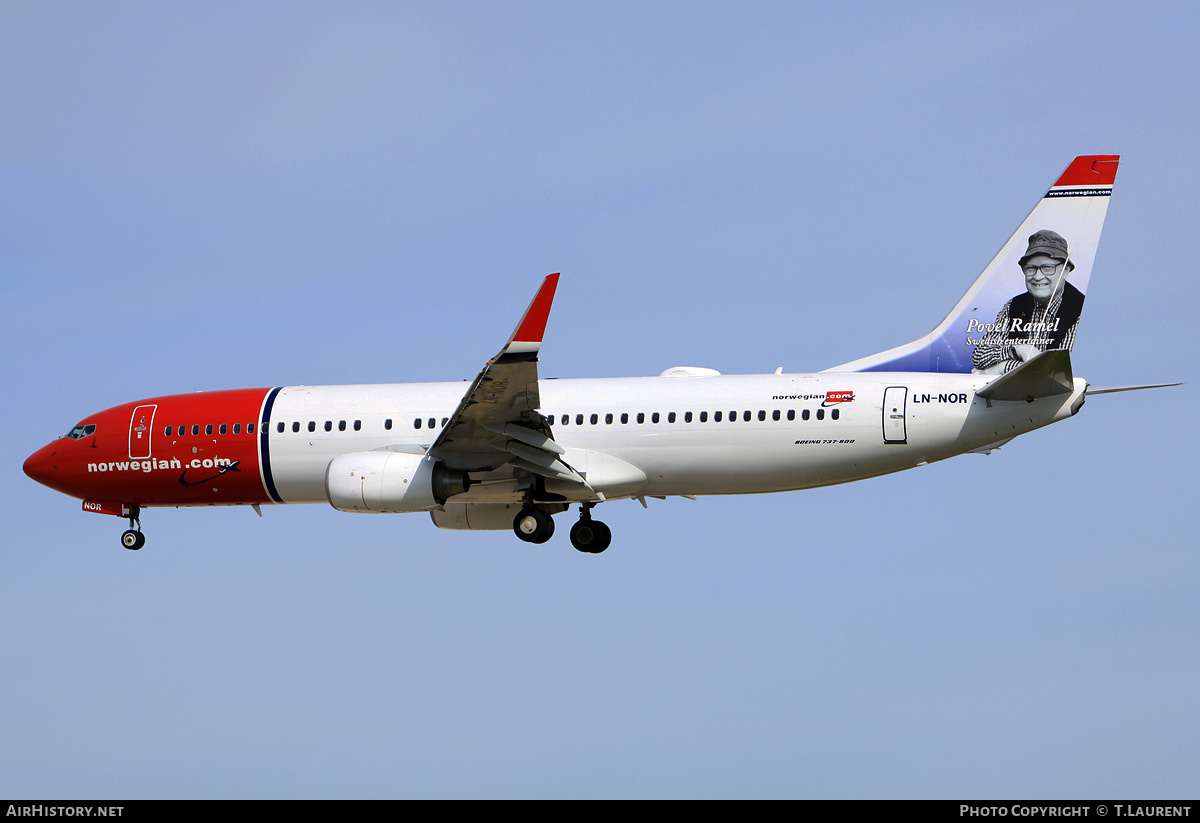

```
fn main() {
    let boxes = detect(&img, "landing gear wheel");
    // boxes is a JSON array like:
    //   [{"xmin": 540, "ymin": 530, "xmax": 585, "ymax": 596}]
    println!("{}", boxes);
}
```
[
  {"xmin": 570, "ymin": 519, "xmax": 611, "ymax": 553},
  {"xmin": 121, "ymin": 529, "xmax": 145, "ymax": 551},
  {"xmin": 513, "ymin": 509, "xmax": 555, "ymax": 544}
]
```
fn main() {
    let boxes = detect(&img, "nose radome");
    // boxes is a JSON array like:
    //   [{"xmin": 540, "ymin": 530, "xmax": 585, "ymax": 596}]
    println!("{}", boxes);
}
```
[{"xmin": 23, "ymin": 444, "xmax": 58, "ymax": 485}]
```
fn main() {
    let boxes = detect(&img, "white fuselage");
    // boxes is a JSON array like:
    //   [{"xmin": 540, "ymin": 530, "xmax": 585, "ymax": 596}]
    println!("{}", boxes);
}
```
[{"xmin": 264, "ymin": 371, "xmax": 1087, "ymax": 505}]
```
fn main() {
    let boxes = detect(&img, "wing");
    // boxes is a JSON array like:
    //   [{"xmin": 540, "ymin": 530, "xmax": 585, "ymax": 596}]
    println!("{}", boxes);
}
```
[{"xmin": 427, "ymin": 274, "xmax": 588, "ymax": 486}]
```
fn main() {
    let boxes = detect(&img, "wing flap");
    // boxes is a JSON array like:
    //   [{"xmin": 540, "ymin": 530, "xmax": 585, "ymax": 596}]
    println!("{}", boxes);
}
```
[{"xmin": 486, "ymin": 421, "xmax": 566, "ymax": 455}]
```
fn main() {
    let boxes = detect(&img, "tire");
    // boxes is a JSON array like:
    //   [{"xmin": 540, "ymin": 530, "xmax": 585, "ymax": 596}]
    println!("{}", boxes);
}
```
[
  {"xmin": 513, "ymin": 510, "xmax": 554, "ymax": 544},
  {"xmin": 570, "ymin": 519, "xmax": 611, "ymax": 553},
  {"xmin": 589, "ymin": 521, "xmax": 611, "ymax": 553}
]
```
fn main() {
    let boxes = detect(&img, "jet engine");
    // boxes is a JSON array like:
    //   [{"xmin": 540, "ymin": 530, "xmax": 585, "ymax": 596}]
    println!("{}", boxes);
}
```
[
  {"xmin": 325, "ymin": 452, "xmax": 470, "ymax": 513},
  {"xmin": 430, "ymin": 502, "xmax": 523, "ymax": 530}
]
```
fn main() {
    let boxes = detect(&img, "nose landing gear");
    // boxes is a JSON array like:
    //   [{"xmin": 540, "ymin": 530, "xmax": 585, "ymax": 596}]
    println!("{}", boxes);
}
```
[{"xmin": 120, "ymin": 506, "xmax": 145, "ymax": 550}]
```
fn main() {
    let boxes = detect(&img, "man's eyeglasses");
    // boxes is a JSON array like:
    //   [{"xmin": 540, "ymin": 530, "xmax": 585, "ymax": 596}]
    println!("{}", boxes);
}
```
[{"xmin": 1023, "ymin": 263, "xmax": 1062, "ymax": 277}]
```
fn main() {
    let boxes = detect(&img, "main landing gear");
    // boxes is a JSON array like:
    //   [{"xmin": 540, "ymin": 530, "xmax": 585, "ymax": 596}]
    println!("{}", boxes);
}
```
[
  {"xmin": 120, "ymin": 505, "xmax": 145, "ymax": 551},
  {"xmin": 513, "ymin": 508, "xmax": 555, "ymax": 544},
  {"xmin": 511, "ymin": 503, "xmax": 611, "ymax": 553},
  {"xmin": 570, "ymin": 519, "xmax": 611, "ymax": 554}
]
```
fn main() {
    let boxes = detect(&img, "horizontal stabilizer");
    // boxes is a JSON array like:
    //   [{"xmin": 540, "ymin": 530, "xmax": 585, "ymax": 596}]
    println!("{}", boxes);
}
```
[
  {"xmin": 1085, "ymin": 382, "xmax": 1181, "ymax": 396},
  {"xmin": 976, "ymin": 350, "xmax": 1074, "ymax": 402}
]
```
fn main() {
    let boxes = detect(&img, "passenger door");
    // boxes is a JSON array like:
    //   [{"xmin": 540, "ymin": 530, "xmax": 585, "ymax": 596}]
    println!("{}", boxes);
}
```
[
  {"xmin": 882, "ymin": 387, "xmax": 907, "ymax": 444},
  {"xmin": 129, "ymin": 404, "xmax": 157, "ymax": 460}
]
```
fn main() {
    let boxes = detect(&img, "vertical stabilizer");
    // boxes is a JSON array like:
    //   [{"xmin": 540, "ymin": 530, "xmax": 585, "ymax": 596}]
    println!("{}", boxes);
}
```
[{"xmin": 826, "ymin": 155, "xmax": 1118, "ymax": 374}]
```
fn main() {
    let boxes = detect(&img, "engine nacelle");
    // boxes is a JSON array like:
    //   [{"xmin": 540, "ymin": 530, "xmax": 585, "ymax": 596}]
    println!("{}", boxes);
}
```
[
  {"xmin": 325, "ymin": 452, "xmax": 470, "ymax": 513},
  {"xmin": 431, "ymin": 501, "xmax": 568, "ymax": 530},
  {"xmin": 431, "ymin": 502, "xmax": 523, "ymax": 530}
]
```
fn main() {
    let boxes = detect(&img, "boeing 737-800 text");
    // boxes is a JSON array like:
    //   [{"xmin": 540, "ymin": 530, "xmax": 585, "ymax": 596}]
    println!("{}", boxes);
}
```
[{"xmin": 24, "ymin": 155, "xmax": 1172, "ymax": 553}]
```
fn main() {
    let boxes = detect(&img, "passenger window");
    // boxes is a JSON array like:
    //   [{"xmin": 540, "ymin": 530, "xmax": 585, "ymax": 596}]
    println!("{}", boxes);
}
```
[
  {"xmin": 385, "ymin": 419, "xmax": 392, "ymax": 430},
  {"xmin": 164, "ymin": 426, "xmax": 172, "ymax": 436},
  {"xmin": 220, "ymin": 424, "xmax": 228, "ymax": 435},
  {"xmin": 684, "ymin": 412, "xmax": 692, "ymax": 423},
  {"xmin": 415, "ymin": 418, "xmax": 422, "ymax": 429},
  {"xmin": 590, "ymin": 414, "xmax": 598, "ymax": 425},
  {"xmin": 730, "ymin": 410, "xmax": 737, "ymax": 421},
  {"xmin": 817, "ymin": 409, "xmax": 825, "ymax": 420},
  {"xmin": 831, "ymin": 408, "xmax": 840, "ymax": 420},
  {"xmin": 652, "ymin": 412, "xmax": 660, "ymax": 424},
  {"xmin": 744, "ymin": 410, "xmax": 752, "ymax": 422},
  {"xmin": 605, "ymin": 413, "xmax": 613, "ymax": 424},
  {"xmin": 575, "ymin": 414, "xmax": 584, "ymax": 425},
  {"xmin": 700, "ymin": 411, "xmax": 708, "ymax": 422},
  {"xmin": 668, "ymin": 412, "xmax": 676, "ymax": 423},
  {"xmin": 339, "ymin": 420, "xmax": 346, "ymax": 431},
  {"xmin": 307, "ymin": 421, "xmax": 315, "ymax": 432},
  {"xmin": 439, "ymin": 418, "xmax": 446, "ymax": 427},
  {"xmin": 787, "ymin": 409, "xmax": 795, "ymax": 421},
  {"xmin": 757, "ymin": 410, "xmax": 765, "ymax": 422},
  {"xmin": 561, "ymin": 414, "xmax": 569, "ymax": 425},
  {"xmin": 356, "ymin": 420, "xmax": 362, "ymax": 431},
  {"xmin": 621, "ymin": 413, "xmax": 629, "ymax": 424},
  {"xmin": 714, "ymin": 411, "xmax": 722, "ymax": 422},
  {"xmin": 325, "ymin": 421, "xmax": 332, "ymax": 432},
  {"xmin": 428, "ymin": 418, "xmax": 435, "ymax": 429},
  {"xmin": 248, "ymin": 423, "xmax": 255, "ymax": 434},
  {"xmin": 637, "ymin": 413, "xmax": 645, "ymax": 424},
  {"xmin": 277, "ymin": 422, "xmax": 285, "ymax": 433},
  {"xmin": 234, "ymin": 423, "xmax": 241, "ymax": 434},
  {"xmin": 772, "ymin": 410, "xmax": 780, "ymax": 421}
]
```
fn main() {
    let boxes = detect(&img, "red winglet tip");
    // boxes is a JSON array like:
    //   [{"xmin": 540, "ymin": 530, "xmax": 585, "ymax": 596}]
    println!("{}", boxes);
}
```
[
  {"xmin": 1054, "ymin": 155, "xmax": 1120, "ymax": 187},
  {"xmin": 512, "ymin": 273, "xmax": 560, "ymax": 344}
]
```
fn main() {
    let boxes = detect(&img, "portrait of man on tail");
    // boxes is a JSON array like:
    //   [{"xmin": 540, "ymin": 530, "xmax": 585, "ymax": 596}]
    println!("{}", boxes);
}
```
[{"xmin": 972, "ymin": 229, "xmax": 1084, "ymax": 375}]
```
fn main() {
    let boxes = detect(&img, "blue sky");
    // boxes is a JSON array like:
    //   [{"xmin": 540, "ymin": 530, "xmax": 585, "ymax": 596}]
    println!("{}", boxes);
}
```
[{"xmin": 3, "ymin": 1, "xmax": 1197, "ymax": 798}]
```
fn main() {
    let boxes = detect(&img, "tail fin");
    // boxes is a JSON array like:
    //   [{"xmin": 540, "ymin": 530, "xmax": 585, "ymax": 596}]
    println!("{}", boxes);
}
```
[{"xmin": 827, "ymin": 155, "xmax": 1119, "ymax": 374}]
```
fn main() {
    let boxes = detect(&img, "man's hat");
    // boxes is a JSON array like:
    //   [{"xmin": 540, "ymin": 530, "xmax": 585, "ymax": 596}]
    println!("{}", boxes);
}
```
[{"xmin": 1019, "ymin": 229, "xmax": 1074, "ymax": 270}]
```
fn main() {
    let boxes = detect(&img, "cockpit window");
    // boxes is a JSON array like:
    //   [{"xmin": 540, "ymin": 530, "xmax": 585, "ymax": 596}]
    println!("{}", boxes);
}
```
[{"xmin": 65, "ymin": 424, "xmax": 97, "ymax": 440}]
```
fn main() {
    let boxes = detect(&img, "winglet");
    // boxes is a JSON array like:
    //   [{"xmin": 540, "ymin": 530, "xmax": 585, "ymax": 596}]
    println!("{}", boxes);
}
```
[{"xmin": 500, "ymin": 273, "xmax": 560, "ymax": 357}]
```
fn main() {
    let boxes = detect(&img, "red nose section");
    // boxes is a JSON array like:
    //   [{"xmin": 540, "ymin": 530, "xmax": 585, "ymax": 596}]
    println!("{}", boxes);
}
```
[{"xmin": 23, "ymin": 443, "xmax": 59, "ymax": 487}]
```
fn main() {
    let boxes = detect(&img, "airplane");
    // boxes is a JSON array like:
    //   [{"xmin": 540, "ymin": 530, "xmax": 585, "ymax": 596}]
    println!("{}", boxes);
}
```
[{"xmin": 23, "ymin": 155, "xmax": 1176, "ymax": 554}]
